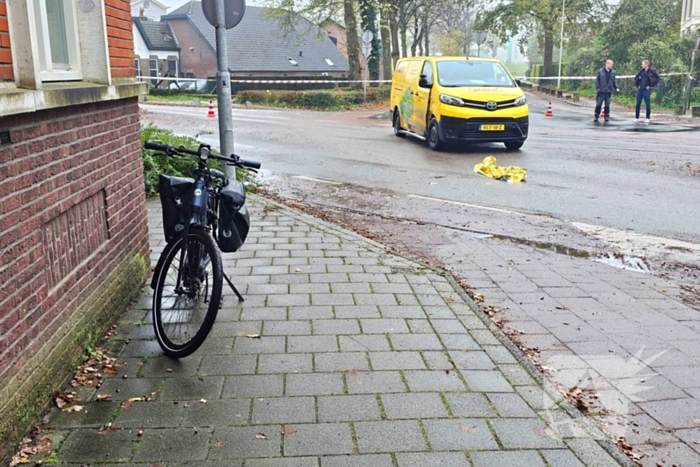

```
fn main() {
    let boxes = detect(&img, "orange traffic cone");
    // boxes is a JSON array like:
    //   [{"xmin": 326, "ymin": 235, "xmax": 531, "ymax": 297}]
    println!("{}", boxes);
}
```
[
  {"xmin": 600, "ymin": 109, "xmax": 605, "ymax": 119},
  {"xmin": 544, "ymin": 101, "xmax": 553, "ymax": 117},
  {"xmin": 207, "ymin": 99, "xmax": 215, "ymax": 118}
]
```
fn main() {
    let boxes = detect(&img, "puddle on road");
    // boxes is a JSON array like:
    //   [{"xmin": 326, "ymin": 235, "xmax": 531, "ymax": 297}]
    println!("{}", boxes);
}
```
[{"xmin": 595, "ymin": 253, "xmax": 652, "ymax": 273}]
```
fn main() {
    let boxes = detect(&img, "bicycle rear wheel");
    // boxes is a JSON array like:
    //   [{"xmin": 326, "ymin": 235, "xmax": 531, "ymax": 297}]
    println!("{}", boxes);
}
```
[{"xmin": 152, "ymin": 227, "xmax": 223, "ymax": 358}]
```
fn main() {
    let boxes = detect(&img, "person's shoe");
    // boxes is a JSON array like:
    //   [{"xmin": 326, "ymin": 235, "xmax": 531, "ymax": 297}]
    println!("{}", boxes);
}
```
[
  {"xmin": 593, "ymin": 118, "xmax": 599, "ymax": 122},
  {"xmin": 604, "ymin": 118, "xmax": 610, "ymax": 122},
  {"xmin": 634, "ymin": 118, "xmax": 640, "ymax": 123},
  {"xmin": 645, "ymin": 118, "xmax": 650, "ymax": 123}
]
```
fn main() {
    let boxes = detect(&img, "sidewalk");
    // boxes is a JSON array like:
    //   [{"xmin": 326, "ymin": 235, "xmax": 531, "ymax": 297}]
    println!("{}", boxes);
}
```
[{"xmin": 32, "ymin": 196, "xmax": 628, "ymax": 466}]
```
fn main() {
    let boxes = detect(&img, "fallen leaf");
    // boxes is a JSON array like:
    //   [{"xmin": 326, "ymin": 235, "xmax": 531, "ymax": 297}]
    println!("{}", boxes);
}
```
[
  {"xmin": 213, "ymin": 441, "xmax": 225, "ymax": 448},
  {"xmin": 200, "ymin": 399, "xmax": 207, "ymax": 403},
  {"xmin": 246, "ymin": 334, "xmax": 261, "ymax": 339},
  {"xmin": 61, "ymin": 405, "xmax": 84, "ymax": 413},
  {"xmin": 444, "ymin": 369, "xmax": 450, "ymax": 374},
  {"xmin": 255, "ymin": 432, "xmax": 268, "ymax": 440},
  {"xmin": 128, "ymin": 397, "xmax": 145, "ymax": 402},
  {"xmin": 281, "ymin": 427, "xmax": 298, "ymax": 435},
  {"xmin": 120, "ymin": 400, "xmax": 133, "ymax": 409},
  {"xmin": 96, "ymin": 394, "xmax": 111, "ymax": 401}
]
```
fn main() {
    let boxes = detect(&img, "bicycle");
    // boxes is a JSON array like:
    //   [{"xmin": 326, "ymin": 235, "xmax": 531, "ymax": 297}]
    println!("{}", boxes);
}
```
[{"xmin": 144, "ymin": 141, "xmax": 260, "ymax": 358}]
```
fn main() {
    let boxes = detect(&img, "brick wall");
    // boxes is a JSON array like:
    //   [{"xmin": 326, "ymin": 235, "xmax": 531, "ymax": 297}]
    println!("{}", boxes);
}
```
[
  {"xmin": 0, "ymin": 97, "xmax": 150, "ymax": 462},
  {"xmin": 168, "ymin": 18, "xmax": 218, "ymax": 79},
  {"xmin": 106, "ymin": 0, "xmax": 136, "ymax": 78},
  {"xmin": 0, "ymin": 0, "xmax": 12, "ymax": 81}
]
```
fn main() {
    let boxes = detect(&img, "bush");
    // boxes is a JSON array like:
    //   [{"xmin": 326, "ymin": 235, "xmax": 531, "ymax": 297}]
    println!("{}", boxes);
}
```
[
  {"xmin": 235, "ymin": 87, "xmax": 391, "ymax": 110},
  {"xmin": 140, "ymin": 124, "xmax": 255, "ymax": 195}
]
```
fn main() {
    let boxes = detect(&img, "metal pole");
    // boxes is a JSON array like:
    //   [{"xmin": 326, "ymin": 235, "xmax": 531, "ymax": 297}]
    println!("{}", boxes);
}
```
[
  {"xmin": 214, "ymin": 0, "xmax": 235, "ymax": 180},
  {"xmin": 557, "ymin": 0, "xmax": 565, "ymax": 89}
]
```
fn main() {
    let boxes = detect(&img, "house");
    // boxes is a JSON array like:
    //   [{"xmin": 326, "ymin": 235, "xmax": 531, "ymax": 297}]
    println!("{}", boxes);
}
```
[
  {"xmin": 161, "ymin": 1, "xmax": 349, "ymax": 78},
  {"xmin": 682, "ymin": 0, "xmax": 700, "ymax": 35},
  {"xmin": 133, "ymin": 17, "xmax": 181, "ymax": 85},
  {"xmin": 0, "ymin": 1, "xmax": 148, "ymax": 463},
  {"xmin": 131, "ymin": 0, "xmax": 169, "ymax": 21},
  {"xmin": 323, "ymin": 19, "xmax": 384, "ymax": 81}
]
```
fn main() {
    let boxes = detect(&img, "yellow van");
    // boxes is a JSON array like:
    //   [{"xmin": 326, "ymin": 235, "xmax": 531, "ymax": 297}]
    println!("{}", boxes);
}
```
[{"xmin": 390, "ymin": 56, "xmax": 529, "ymax": 151}]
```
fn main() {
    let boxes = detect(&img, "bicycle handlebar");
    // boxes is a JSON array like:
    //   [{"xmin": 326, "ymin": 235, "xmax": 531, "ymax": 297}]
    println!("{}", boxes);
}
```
[{"xmin": 144, "ymin": 141, "xmax": 261, "ymax": 171}]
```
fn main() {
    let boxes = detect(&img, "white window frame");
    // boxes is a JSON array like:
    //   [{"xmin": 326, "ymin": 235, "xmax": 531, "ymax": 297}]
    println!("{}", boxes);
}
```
[
  {"xmin": 135, "ymin": 58, "xmax": 141, "ymax": 77},
  {"xmin": 32, "ymin": 0, "xmax": 83, "ymax": 81}
]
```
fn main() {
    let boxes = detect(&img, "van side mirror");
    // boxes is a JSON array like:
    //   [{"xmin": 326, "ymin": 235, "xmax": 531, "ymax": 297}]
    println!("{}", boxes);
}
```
[
  {"xmin": 419, "ymin": 75, "xmax": 432, "ymax": 88},
  {"xmin": 515, "ymin": 79, "xmax": 522, "ymax": 87}
]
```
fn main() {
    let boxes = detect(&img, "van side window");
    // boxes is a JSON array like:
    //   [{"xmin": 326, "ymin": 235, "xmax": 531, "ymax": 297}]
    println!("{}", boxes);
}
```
[{"xmin": 421, "ymin": 61, "xmax": 433, "ymax": 84}]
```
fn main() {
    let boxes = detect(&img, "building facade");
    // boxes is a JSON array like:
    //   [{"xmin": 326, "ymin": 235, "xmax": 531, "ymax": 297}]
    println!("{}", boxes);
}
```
[
  {"xmin": 0, "ymin": 1, "xmax": 148, "ymax": 463},
  {"xmin": 682, "ymin": 0, "xmax": 700, "ymax": 36}
]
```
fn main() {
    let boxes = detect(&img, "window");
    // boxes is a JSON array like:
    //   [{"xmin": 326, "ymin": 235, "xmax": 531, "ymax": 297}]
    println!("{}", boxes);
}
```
[
  {"xmin": 135, "ymin": 59, "xmax": 141, "ymax": 77},
  {"xmin": 421, "ymin": 61, "xmax": 433, "ymax": 84},
  {"xmin": 437, "ymin": 60, "xmax": 515, "ymax": 88},
  {"xmin": 287, "ymin": 58, "xmax": 298, "ymax": 66},
  {"xmin": 167, "ymin": 59, "xmax": 177, "ymax": 77},
  {"xmin": 150, "ymin": 59, "xmax": 158, "ymax": 86},
  {"xmin": 324, "ymin": 58, "xmax": 334, "ymax": 66},
  {"xmin": 32, "ymin": 0, "xmax": 82, "ymax": 81}
]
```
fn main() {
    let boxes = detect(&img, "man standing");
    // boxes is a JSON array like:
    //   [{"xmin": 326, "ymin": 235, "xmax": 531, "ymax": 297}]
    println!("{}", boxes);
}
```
[
  {"xmin": 634, "ymin": 60, "xmax": 660, "ymax": 123},
  {"xmin": 594, "ymin": 59, "xmax": 619, "ymax": 122}
]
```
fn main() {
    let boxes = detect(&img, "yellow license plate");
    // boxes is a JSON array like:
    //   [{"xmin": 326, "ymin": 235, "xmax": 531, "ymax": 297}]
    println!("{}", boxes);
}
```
[{"xmin": 479, "ymin": 124, "xmax": 505, "ymax": 131}]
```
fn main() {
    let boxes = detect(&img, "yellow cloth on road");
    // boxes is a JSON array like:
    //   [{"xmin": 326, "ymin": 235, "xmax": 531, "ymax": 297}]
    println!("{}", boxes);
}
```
[{"xmin": 474, "ymin": 156, "xmax": 527, "ymax": 183}]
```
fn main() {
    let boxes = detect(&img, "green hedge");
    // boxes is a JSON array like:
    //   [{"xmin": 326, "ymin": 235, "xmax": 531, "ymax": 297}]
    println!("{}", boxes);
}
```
[{"xmin": 235, "ymin": 87, "xmax": 391, "ymax": 110}]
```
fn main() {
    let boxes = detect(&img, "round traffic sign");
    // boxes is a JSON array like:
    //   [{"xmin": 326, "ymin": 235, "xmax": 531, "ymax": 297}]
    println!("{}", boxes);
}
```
[
  {"xmin": 361, "ymin": 30, "xmax": 374, "ymax": 44},
  {"xmin": 202, "ymin": 0, "xmax": 246, "ymax": 29}
]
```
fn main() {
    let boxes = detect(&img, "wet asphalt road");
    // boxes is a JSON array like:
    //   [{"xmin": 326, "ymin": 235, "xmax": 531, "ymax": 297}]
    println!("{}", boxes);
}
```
[{"xmin": 140, "ymin": 96, "xmax": 700, "ymax": 245}]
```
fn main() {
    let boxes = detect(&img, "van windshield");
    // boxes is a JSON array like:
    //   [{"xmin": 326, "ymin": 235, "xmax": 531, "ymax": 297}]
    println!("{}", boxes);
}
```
[{"xmin": 436, "ymin": 60, "xmax": 515, "ymax": 87}]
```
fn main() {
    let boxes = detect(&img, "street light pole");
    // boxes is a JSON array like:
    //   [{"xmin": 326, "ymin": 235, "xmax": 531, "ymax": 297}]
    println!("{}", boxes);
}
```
[{"xmin": 557, "ymin": 0, "xmax": 565, "ymax": 89}]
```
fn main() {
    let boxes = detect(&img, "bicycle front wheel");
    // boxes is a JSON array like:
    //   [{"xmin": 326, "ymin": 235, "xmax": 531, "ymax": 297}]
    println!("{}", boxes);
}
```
[{"xmin": 152, "ymin": 227, "xmax": 223, "ymax": 358}]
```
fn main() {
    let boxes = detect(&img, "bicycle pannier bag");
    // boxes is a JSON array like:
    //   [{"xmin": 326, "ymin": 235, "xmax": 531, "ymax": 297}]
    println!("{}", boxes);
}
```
[
  {"xmin": 218, "ymin": 180, "xmax": 250, "ymax": 252},
  {"xmin": 158, "ymin": 174, "xmax": 194, "ymax": 241}
]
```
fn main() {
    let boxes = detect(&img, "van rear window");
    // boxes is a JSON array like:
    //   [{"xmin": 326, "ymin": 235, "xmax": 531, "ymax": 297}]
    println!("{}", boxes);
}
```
[{"xmin": 437, "ymin": 61, "xmax": 515, "ymax": 88}]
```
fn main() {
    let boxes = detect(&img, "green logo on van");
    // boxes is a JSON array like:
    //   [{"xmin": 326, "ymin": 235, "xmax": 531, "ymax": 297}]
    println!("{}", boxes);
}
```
[{"xmin": 399, "ymin": 87, "xmax": 414, "ymax": 119}]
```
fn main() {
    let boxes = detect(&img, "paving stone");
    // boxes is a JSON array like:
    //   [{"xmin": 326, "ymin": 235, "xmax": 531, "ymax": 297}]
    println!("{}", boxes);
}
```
[
  {"xmin": 407, "ymin": 319, "xmax": 433, "ymax": 333},
  {"xmin": 423, "ymin": 306, "xmax": 455, "ymax": 319},
  {"xmin": 346, "ymin": 371, "xmax": 407, "ymax": 394},
  {"xmin": 288, "ymin": 335, "xmax": 338, "ymax": 353},
  {"xmin": 462, "ymin": 370, "xmax": 514, "ymax": 392},
  {"xmin": 421, "ymin": 351, "xmax": 453, "ymax": 370},
  {"xmin": 312, "ymin": 293, "xmax": 355, "ymax": 306},
  {"xmin": 233, "ymin": 336, "xmax": 286, "ymax": 354},
  {"xmin": 339, "ymin": 334, "xmax": 391, "ymax": 352},
  {"xmin": 389, "ymin": 333, "xmax": 444, "ymax": 351},
  {"xmin": 315, "ymin": 352, "xmax": 370, "ymax": 372},
  {"xmin": 539, "ymin": 449, "xmax": 586, "ymax": 467},
  {"xmin": 94, "ymin": 377, "xmax": 163, "ymax": 402},
  {"xmin": 252, "ymin": 397, "xmax": 316, "ymax": 424},
  {"xmin": 313, "ymin": 319, "xmax": 362, "ymax": 335},
  {"xmin": 564, "ymin": 439, "xmax": 623, "ymax": 467},
  {"xmin": 46, "ymin": 402, "xmax": 120, "ymax": 429},
  {"xmin": 160, "ymin": 376, "xmax": 225, "ymax": 401},
  {"xmin": 284, "ymin": 423, "xmax": 354, "ymax": 456},
  {"xmin": 444, "ymin": 393, "xmax": 497, "ymax": 417},
  {"xmin": 258, "ymin": 353, "xmax": 312, "ymax": 374},
  {"xmin": 210, "ymin": 425, "xmax": 281, "ymax": 459},
  {"xmin": 331, "ymin": 283, "xmax": 373, "ymax": 294},
  {"xmin": 423, "ymin": 419, "xmax": 499, "ymax": 450},
  {"xmin": 360, "ymin": 319, "xmax": 410, "ymax": 334},
  {"xmin": 114, "ymin": 401, "xmax": 183, "ymax": 428},
  {"xmin": 264, "ymin": 320, "xmax": 312, "ymax": 336},
  {"xmin": 380, "ymin": 305, "xmax": 426, "ymax": 318},
  {"xmin": 381, "ymin": 392, "xmax": 449, "ymax": 419},
  {"xmin": 396, "ymin": 452, "xmax": 470, "ymax": 467},
  {"xmin": 449, "ymin": 350, "xmax": 497, "ymax": 370},
  {"xmin": 244, "ymin": 457, "xmax": 319, "ymax": 467},
  {"xmin": 470, "ymin": 450, "xmax": 546, "ymax": 467},
  {"xmin": 486, "ymin": 393, "xmax": 538, "ymax": 418},
  {"xmin": 240, "ymin": 307, "xmax": 288, "ymax": 321},
  {"xmin": 483, "ymin": 346, "xmax": 520, "ymax": 365},
  {"xmin": 57, "ymin": 429, "xmax": 136, "ymax": 463},
  {"xmin": 334, "ymin": 305, "xmax": 381, "ymax": 319},
  {"xmin": 355, "ymin": 420, "xmax": 427, "ymax": 453},
  {"xmin": 222, "ymin": 375, "xmax": 284, "ymax": 398},
  {"xmin": 638, "ymin": 397, "xmax": 700, "ymax": 428},
  {"xmin": 288, "ymin": 306, "xmax": 334, "ymax": 320},
  {"xmin": 318, "ymin": 395, "xmax": 381, "ymax": 422},
  {"xmin": 404, "ymin": 370, "xmax": 466, "ymax": 392},
  {"xmin": 132, "ymin": 428, "xmax": 210, "ymax": 462},
  {"xmin": 268, "ymin": 294, "xmax": 311, "ymax": 307},
  {"xmin": 139, "ymin": 355, "xmax": 200, "ymax": 377},
  {"xmin": 286, "ymin": 373, "xmax": 345, "ymax": 396},
  {"xmin": 516, "ymin": 386, "xmax": 559, "ymax": 411},
  {"xmin": 470, "ymin": 330, "xmax": 503, "ymax": 346},
  {"xmin": 369, "ymin": 351, "xmax": 426, "ymax": 370},
  {"xmin": 200, "ymin": 355, "xmax": 258, "ymax": 375},
  {"xmin": 430, "ymin": 319, "xmax": 468, "ymax": 334},
  {"xmin": 439, "ymin": 333, "xmax": 481, "ymax": 350},
  {"xmin": 181, "ymin": 399, "xmax": 251, "ymax": 427},
  {"xmin": 490, "ymin": 419, "xmax": 567, "ymax": 449},
  {"xmin": 321, "ymin": 454, "xmax": 394, "ymax": 467}
]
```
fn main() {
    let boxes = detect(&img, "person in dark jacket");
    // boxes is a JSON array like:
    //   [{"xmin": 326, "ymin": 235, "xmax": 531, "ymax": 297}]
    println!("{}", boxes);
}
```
[
  {"xmin": 594, "ymin": 60, "xmax": 619, "ymax": 122},
  {"xmin": 634, "ymin": 60, "xmax": 660, "ymax": 123}
]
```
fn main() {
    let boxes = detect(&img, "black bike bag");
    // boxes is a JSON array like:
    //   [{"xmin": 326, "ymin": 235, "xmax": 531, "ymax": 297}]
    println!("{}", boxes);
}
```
[
  {"xmin": 158, "ymin": 174, "xmax": 194, "ymax": 241},
  {"xmin": 217, "ymin": 180, "xmax": 250, "ymax": 252}
]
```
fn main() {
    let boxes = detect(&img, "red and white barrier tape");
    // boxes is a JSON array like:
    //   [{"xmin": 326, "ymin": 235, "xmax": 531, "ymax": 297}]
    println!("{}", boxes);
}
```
[
  {"xmin": 519, "ymin": 72, "xmax": 688, "ymax": 81},
  {"xmin": 137, "ymin": 76, "xmax": 392, "ymax": 84}
]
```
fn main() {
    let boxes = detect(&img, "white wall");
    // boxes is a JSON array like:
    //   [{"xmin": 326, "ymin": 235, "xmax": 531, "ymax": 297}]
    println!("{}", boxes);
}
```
[
  {"xmin": 133, "ymin": 27, "xmax": 175, "ymax": 61},
  {"xmin": 131, "ymin": 0, "xmax": 168, "ymax": 21}
]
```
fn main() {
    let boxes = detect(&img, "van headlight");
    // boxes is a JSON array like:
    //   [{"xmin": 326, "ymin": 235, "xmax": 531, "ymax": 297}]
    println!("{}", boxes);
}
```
[
  {"xmin": 440, "ymin": 94, "xmax": 464, "ymax": 106},
  {"xmin": 514, "ymin": 96, "xmax": 527, "ymax": 107}
]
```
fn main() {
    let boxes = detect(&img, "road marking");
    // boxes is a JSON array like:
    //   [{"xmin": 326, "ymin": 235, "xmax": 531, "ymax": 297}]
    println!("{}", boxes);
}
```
[
  {"xmin": 407, "ymin": 194, "xmax": 546, "ymax": 217},
  {"xmin": 292, "ymin": 176, "xmax": 343, "ymax": 185}
]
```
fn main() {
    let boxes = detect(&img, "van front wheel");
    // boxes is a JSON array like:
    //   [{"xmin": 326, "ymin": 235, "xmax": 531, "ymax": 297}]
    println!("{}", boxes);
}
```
[
  {"xmin": 428, "ymin": 118, "xmax": 445, "ymax": 151},
  {"xmin": 504, "ymin": 141, "xmax": 525, "ymax": 150},
  {"xmin": 393, "ymin": 111, "xmax": 406, "ymax": 137}
]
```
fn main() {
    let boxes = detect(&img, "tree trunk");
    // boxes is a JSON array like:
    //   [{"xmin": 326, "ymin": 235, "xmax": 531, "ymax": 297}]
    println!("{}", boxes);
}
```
[
  {"xmin": 344, "ymin": 0, "xmax": 361, "ymax": 83},
  {"xmin": 543, "ymin": 31, "xmax": 554, "ymax": 79},
  {"xmin": 411, "ymin": 16, "xmax": 419, "ymax": 56},
  {"xmin": 389, "ymin": 9, "xmax": 400, "ymax": 64},
  {"xmin": 423, "ymin": 12, "xmax": 429, "ymax": 56},
  {"xmin": 399, "ymin": 0, "xmax": 407, "ymax": 57},
  {"xmin": 380, "ymin": 12, "xmax": 393, "ymax": 79}
]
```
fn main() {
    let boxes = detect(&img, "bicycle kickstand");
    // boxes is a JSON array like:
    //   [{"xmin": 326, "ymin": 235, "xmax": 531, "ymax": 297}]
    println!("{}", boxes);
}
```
[{"xmin": 223, "ymin": 272, "xmax": 245, "ymax": 302}]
